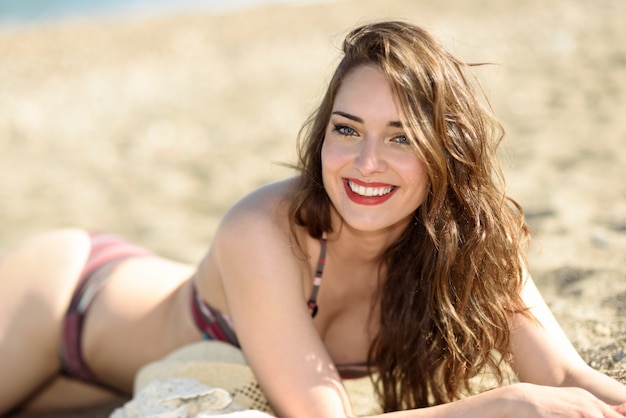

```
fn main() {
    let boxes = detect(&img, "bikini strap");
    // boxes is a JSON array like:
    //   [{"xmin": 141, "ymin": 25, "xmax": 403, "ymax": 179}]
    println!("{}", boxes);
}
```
[
  {"xmin": 190, "ymin": 283, "xmax": 240, "ymax": 347},
  {"xmin": 307, "ymin": 233, "xmax": 327, "ymax": 318}
]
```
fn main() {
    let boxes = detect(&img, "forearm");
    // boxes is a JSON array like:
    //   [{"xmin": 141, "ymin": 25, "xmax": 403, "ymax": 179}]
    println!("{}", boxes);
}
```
[
  {"xmin": 363, "ymin": 379, "xmax": 626, "ymax": 418},
  {"xmin": 364, "ymin": 386, "xmax": 515, "ymax": 418},
  {"xmin": 565, "ymin": 364, "xmax": 626, "ymax": 405}
]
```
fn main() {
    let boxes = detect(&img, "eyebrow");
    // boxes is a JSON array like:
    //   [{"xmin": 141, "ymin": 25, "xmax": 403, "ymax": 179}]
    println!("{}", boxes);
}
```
[{"xmin": 331, "ymin": 111, "xmax": 403, "ymax": 128}]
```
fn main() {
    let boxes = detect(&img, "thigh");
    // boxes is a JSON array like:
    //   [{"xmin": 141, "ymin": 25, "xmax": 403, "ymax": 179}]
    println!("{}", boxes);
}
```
[
  {"xmin": 0, "ymin": 228, "xmax": 91, "ymax": 415},
  {"xmin": 19, "ymin": 375, "xmax": 127, "ymax": 414}
]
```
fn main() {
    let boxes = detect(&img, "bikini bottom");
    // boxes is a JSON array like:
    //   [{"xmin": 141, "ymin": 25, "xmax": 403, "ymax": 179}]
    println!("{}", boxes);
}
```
[{"xmin": 59, "ymin": 232, "xmax": 154, "ymax": 388}]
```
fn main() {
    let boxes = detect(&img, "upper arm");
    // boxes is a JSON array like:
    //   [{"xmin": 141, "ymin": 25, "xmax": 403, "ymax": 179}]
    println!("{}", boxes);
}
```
[
  {"xmin": 210, "ymin": 193, "xmax": 352, "ymax": 418},
  {"xmin": 509, "ymin": 275, "xmax": 588, "ymax": 385}
]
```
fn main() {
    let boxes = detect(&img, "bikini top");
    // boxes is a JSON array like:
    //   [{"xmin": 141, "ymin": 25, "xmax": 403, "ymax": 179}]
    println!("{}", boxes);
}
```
[{"xmin": 190, "ymin": 235, "xmax": 370, "ymax": 378}]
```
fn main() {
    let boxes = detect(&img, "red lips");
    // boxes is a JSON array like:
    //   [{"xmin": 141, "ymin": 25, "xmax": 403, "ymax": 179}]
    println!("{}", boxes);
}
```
[{"xmin": 343, "ymin": 178, "xmax": 397, "ymax": 205}]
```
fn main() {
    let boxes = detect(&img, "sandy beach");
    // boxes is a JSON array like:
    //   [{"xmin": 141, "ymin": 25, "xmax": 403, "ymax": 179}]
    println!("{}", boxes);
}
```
[{"xmin": 1, "ymin": 0, "xmax": 625, "ymax": 415}]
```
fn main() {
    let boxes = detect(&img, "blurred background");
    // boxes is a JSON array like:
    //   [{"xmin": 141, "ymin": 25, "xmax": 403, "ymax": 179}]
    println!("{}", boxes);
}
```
[
  {"xmin": 0, "ymin": 0, "xmax": 334, "ymax": 27},
  {"xmin": 0, "ymin": 0, "xmax": 625, "ymax": 371}
]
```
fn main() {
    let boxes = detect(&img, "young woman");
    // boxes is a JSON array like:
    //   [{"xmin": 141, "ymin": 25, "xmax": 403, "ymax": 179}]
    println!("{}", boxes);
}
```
[{"xmin": 1, "ymin": 20, "xmax": 625, "ymax": 418}]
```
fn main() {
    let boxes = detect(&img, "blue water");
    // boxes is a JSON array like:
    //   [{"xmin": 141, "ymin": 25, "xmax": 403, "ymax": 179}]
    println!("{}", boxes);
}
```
[{"xmin": 0, "ymin": 0, "xmax": 328, "ymax": 27}]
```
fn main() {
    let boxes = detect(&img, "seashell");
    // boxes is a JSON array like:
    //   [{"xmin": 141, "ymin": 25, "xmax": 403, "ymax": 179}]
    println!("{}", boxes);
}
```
[
  {"xmin": 195, "ymin": 412, "xmax": 274, "ymax": 417},
  {"xmin": 110, "ymin": 377, "xmax": 247, "ymax": 418}
]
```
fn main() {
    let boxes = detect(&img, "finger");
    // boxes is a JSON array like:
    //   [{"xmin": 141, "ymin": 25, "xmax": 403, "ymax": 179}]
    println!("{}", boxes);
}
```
[{"xmin": 611, "ymin": 402, "xmax": 626, "ymax": 416}]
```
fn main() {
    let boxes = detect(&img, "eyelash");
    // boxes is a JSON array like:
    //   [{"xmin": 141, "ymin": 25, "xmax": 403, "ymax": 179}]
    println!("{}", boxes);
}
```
[
  {"xmin": 332, "ymin": 123, "xmax": 410, "ymax": 145},
  {"xmin": 332, "ymin": 124, "xmax": 357, "ymax": 137},
  {"xmin": 392, "ymin": 135, "xmax": 410, "ymax": 144}
]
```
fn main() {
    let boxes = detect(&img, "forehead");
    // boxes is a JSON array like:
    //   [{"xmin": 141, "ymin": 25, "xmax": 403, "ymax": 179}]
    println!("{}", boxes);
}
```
[{"xmin": 332, "ymin": 65, "xmax": 404, "ymax": 122}]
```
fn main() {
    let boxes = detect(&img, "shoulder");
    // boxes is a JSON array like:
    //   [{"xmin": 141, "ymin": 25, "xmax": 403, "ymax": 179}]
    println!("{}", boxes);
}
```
[
  {"xmin": 211, "ymin": 178, "xmax": 311, "ymax": 279},
  {"xmin": 210, "ymin": 177, "xmax": 314, "ymax": 323},
  {"xmin": 216, "ymin": 178, "xmax": 297, "ymax": 241},
  {"xmin": 205, "ymin": 182, "xmax": 352, "ymax": 417},
  {"xmin": 193, "ymin": 178, "xmax": 306, "ymax": 315}
]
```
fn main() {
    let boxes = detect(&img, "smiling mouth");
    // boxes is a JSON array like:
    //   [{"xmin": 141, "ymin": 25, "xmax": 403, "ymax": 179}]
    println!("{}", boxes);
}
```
[{"xmin": 346, "ymin": 180, "xmax": 396, "ymax": 197}]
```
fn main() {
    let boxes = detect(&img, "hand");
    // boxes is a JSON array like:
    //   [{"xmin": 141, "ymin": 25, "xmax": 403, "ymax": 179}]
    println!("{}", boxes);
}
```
[
  {"xmin": 508, "ymin": 383, "xmax": 626, "ymax": 417},
  {"xmin": 613, "ymin": 402, "xmax": 626, "ymax": 415}
]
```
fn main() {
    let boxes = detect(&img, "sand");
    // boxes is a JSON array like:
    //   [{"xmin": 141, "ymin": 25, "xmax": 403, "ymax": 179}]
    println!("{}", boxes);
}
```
[{"xmin": 1, "ymin": 0, "xmax": 625, "ymax": 416}]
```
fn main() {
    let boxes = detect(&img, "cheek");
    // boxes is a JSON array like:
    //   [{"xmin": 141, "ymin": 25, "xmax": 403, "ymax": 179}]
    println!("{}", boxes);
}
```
[
  {"xmin": 320, "ymin": 139, "xmax": 343, "ymax": 176},
  {"xmin": 320, "ymin": 139, "xmax": 350, "ymax": 203},
  {"xmin": 403, "ymin": 158, "xmax": 430, "ymax": 196},
  {"xmin": 320, "ymin": 139, "xmax": 335, "ymax": 190},
  {"xmin": 400, "ymin": 155, "xmax": 427, "ymax": 179}
]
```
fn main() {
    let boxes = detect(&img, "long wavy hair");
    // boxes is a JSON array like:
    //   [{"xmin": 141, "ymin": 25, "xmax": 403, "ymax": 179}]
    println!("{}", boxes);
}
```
[{"xmin": 288, "ymin": 20, "xmax": 531, "ymax": 411}]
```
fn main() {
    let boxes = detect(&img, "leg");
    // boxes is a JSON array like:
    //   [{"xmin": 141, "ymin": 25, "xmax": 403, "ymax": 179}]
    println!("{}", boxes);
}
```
[
  {"xmin": 19, "ymin": 376, "xmax": 126, "ymax": 414},
  {"xmin": 0, "ymin": 229, "xmax": 91, "ymax": 415}
]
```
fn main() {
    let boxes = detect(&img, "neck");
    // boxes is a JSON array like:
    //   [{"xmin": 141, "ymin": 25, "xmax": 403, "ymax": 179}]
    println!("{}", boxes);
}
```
[{"xmin": 326, "ymin": 209, "xmax": 410, "ymax": 263}]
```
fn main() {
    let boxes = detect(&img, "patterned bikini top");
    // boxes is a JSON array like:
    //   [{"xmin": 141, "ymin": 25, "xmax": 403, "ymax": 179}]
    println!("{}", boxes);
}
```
[
  {"xmin": 190, "ymin": 234, "xmax": 371, "ymax": 379},
  {"xmin": 306, "ymin": 234, "xmax": 326, "ymax": 318}
]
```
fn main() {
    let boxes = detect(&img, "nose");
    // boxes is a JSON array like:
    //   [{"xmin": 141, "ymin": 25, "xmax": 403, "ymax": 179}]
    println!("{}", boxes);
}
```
[{"xmin": 354, "ymin": 136, "xmax": 387, "ymax": 175}]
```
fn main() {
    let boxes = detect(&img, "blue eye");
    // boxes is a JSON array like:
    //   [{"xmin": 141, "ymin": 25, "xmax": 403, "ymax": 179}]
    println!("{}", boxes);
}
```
[
  {"xmin": 392, "ymin": 135, "xmax": 410, "ymax": 144},
  {"xmin": 333, "ymin": 124, "xmax": 358, "ymax": 137}
]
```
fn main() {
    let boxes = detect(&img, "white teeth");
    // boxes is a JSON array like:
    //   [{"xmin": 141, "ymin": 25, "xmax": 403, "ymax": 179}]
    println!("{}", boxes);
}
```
[{"xmin": 348, "ymin": 181, "xmax": 394, "ymax": 197}]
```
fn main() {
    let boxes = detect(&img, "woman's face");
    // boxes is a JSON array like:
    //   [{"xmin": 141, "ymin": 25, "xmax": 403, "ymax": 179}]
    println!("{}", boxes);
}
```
[{"xmin": 321, "ymin": 65, "xmax": 429, "ymax": 234}]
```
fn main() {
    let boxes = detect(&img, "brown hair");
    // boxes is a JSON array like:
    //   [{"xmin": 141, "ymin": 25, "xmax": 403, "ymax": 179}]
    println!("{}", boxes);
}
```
[{"xmin": 289, "ymin": 20, "xmax": 531, "ymax": 411}]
